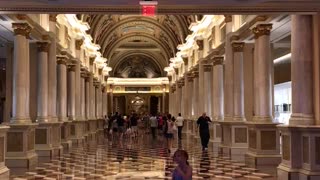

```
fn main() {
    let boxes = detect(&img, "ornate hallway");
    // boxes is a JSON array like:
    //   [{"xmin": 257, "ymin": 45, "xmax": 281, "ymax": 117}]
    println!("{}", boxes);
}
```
[{"xmin": 12, "ymin": 133, "xmax": 275, "ymax": 180}]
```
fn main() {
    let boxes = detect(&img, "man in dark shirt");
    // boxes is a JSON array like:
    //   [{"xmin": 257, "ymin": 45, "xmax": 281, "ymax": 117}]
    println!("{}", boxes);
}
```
[
  {"xmin": 197, "ymin": 112, "xmax": 212, "ymax": 151},
  {"xmin": 130, "ymin": 113, "xmax": 138, "ymax": 137}
]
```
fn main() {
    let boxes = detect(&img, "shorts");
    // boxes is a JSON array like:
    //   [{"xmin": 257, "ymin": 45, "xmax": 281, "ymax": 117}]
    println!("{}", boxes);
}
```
[
  {"xmin": 118, "ymin": 126, "xmax": 125, "ymax": 133},
  {"xmin": 131, "ymin": 126, "xmax": 138, "ymax": 132},
  {"xmin": 165, "ymin": 133, "xmax": 173, "ymax": 139}
]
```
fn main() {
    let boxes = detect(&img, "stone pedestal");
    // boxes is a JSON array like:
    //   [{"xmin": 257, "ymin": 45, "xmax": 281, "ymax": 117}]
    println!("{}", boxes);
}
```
[
  {"xmin": 6, "ymin": 123, "xmax": 38, "ymax": 175},
  {"xmin": 277, "ymin": 126, "xmax": 320, "ymax": 180},
  {"xmin": 69, "ymin": 120, "xmax": 85, "ymax": 148},
  {"xmin": 60, "ymin": 122, "xmax": 72, "ymax": 154},
  {"xmin": 211, "ymin": 122, "xmax": 222, "ymax": 154},
  {"xmin": 35, "ymin": 122, "xmax": 62, "ymax": 163},
  {"xmin": 245, "ymin": 122, "xmax": 281, "ymax": 169},
  {"xmin": 0, "ymin": 126, "xmax": 10, "ymax": 179},
  {"xmin": 219, "ymin": 121, "xmax": 248, "ymax": 161}
]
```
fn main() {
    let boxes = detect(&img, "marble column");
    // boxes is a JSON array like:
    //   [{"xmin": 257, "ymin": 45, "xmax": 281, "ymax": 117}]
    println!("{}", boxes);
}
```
[
  {"xmin": 183, "ymin": 75, "xmax": 189, "ymax": 118},
  {"xmin": 57, "ymin": 55, "xmax": 72, "ymax": 153},
  {"xmin": 35, "ymin": 41, "xmax": 59, "ymax": 163},
  {"xmin": 162, "ymin": 91, "xmax": 166, "ymax": 114},
  {"xmin": 89, "ymin": 74, "xmax": 94, "ymax": 119},
  {"xmin": 192, "ymin": 71, "xmax": 199, "ymax": 119},
  {"xmin": 84, "ymin": 75, "xmax": 90, "ymax": 142},
  {"xmin": 6, "ymin": 22, "xmax": 38, "ymax": 174},
  {"xmin": 67, "ymin": 65, "xmax": 76, "ymax": 121},
  {"xmin": 245, "ymin": 24, "xmax": 281, "ymax": 168},
  {"xmin": 198, "ymin": 61, "xmax": 205, "ymax": 116},
  {"xmin": 80, "ymin": 74, "xmax": 86, "ymax": 120},
  {"xmin": 187, "ymin": 75, "xmax": 194, "ymax": 119},
  {"xmin": 47, "ymin": 15, "xmax": 62, "ymax": 160},
  {"xmin": 110, "ymin": 87, "xmax": 114, "ymax": 114},
  {"xmin": 220, "ymin": 43, "xmax": 248, "ymax": 160},
  {"xmin": 176, "ymin": 83, "xmax": 182, "ymax": 116},
  {"xmin": 278, "ymin": 15, "xmax": 320, "ymax": 180},
  {"xmin": 203, "ymin": 64, "xmax": 213, "ymax": 118}
]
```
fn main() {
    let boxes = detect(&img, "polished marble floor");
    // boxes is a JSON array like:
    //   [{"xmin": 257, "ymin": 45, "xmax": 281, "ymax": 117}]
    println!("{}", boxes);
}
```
[{"xmin": 12, "ymin": 132, "xmax": 276, "ymax": 180}]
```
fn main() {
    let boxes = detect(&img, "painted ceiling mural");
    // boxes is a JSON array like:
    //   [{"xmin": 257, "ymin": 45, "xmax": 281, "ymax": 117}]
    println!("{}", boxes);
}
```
[{"xmin": 77, "ymin": 14, "xmax": 199, "ymax": 78}]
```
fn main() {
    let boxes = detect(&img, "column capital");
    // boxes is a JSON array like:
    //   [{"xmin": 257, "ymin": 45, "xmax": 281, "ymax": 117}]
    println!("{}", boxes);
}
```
[
  {"xmin": 187, "ymin": 76, "xmax": 194, "ymax": 82},
  {"xmin": 183, "ymin": 57, "xmax": 188, "ymax": 65},
  {"xmin": 196, "ymin": 40, "xmax": 204, "ymax": 50},
  {"xmin": 89, "ymin": 57, "xmax": 95, "ymax": 65},
  {"xmin": 252, "ymin": 24, "xmax": 273, "ymax": 38},
  {"xmin": 213, "ymin": 56, "xmax": 224, "ymax": 66},
  {"xmin": 230, "ymin": 35, "xmax": 239, "ymax": 42},
  {"xmin": 168, "ymin": 76, "xmax": 172, "ymax": 82},
  {"xmin": 36, "ymin": 41, "xmax": 50, "ymax": 52},
  {"xmin": 224, "ymin": 15, "xmax": 232, "ymax": 23},
  {"xmin": 204, "ymin": 64, "xmax": 213, "ymax": 72},
  {"xmin": 57, "ymin": 55, "xmax": 68, "ymax": 65},
  {"xmin": 81, "ymin": 72, "xmax": 88, "ymax": 78},
  {"xmin": 75, "ymin": 39, "xmax": 84, "ymax": 50},
  {"xmin": 231, "ymin": 42, "xmax": 245, "ymax": 52},
  {"xmin": 12, "ymin": 22, "xmax": 32, "ymax": 37},
  {"xmin": 67, "ymin": 64, "xmax": 76, "ymax": 72},
  {"xmin": 193, "ymin": 71, "xmax": 199, "ymax": 78},
  {"xmin": 49, "ymin": 14, "xmax": 57, "ymax": 22}
]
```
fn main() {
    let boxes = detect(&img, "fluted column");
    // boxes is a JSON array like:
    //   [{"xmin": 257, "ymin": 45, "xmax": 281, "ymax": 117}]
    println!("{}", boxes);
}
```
[
  {"xmin": 89, "ymin": 74, "xmax": 94, "ymax": 119},
  {"xmin": 198, "ymin": 62, "xmax": 205, "ymax": 115},
  {"xmin": 162, "ymin": 91, "xmax": 166, "ymax": 114},
  {"xmin": 176, "ymin": 83, "xmax": 182, "ymax": 115},
  {"xmin": 252, "ymin": 24, "xmax": 273, "ymax": 122},
  {"xmin": 57, "ymin": 55, "xmax": 68, "ymax": 122},
  {"xmin": 232, "ymin": 42, "xmax": 246, "ymax": 121},
  {"xmin": 183, "ymin": 75, "xmax": 188, "ymax": 117},
  {"xmin": 67, "ymin": 65, "xmax": 76, "ymax": 120},
  {"xmin": 213, "ymin": 57, "xmax": 224, "ymax": 121},
  {"xmin": 75, "ymin": 61, "xmax": 81, "ymax": 120},
  {"xmin": 48, "ymin": 15, "xmax": 57, "ymax": 122},
  {"xmin": 36, "ymin": 41, "xmax": 50, "ymax": 122},
  {"xmin": 11, "ymin": 23, "xmax": 32, "ymax": 123}
]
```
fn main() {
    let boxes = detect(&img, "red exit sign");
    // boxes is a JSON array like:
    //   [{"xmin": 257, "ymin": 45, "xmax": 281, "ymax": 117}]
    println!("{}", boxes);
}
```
[{"xmin": 139, "ymin": 1, "xmax": 158, "ymax": 16}]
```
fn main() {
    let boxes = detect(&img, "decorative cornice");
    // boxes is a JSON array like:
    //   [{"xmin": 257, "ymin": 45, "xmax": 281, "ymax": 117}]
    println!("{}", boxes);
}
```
[
  {"xmin": 252, "ymin": 24, "xmax": 273, "ymax": 39},
  {"xmin": 232, "ymin": 42, "xmax": 245, "ymax": 52},
  {"xmin": 213, "ymin": 56, "xmax": 224, "ymax": 66},
  {"xmin": 224, "ymin": 15, "xmax": 232, "ymax": 23},
  {"xmin": 37, "ymin": 41, "xmax": 50, "ymax": 52}
]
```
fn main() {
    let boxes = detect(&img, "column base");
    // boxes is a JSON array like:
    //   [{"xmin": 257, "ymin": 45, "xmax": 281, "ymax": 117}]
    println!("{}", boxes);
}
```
[
  {"xmin": 277, "ymin": 125, "xmax": 320, "ymax": 180},
  {"xmin": 219, "ymin": 121, "xmax": 248, "ymax": 161},
  {"xmin": 6, "ymin": 123, "xmax": 38, "ymax": 175},
  {"xmin": 0, "ymin": 125, "xmax": 9, "ymax": 179},
  {"xmin": 245, "ymin": 121, "xmax": 281, "ymax": 171}
]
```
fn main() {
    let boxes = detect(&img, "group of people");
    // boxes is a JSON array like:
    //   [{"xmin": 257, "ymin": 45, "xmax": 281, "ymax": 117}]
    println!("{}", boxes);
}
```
[{"xmin": 103, "ymin": 111, "xmax": 213, "ymax": 180}]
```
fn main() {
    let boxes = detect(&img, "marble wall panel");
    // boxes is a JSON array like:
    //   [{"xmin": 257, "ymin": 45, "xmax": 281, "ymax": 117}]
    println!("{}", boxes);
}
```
[
  {"xmin": 7, "ymin": 132, "xmax": 23, "ymax": 152},
  {"xmin": 316, "ymin": 136, "xmax": 320, "ymax": 165},
  {"xmin": 282, "ymin": 135, "xmax": 290, "ymax": 161},
  {"xmin": 35, "ymin": 129, "xmax": 47, "ymax": 144},
  {"xmin": 235, "ymin": 127, "xmax": 247, "ymax": 143},
  {"xmin": 0, "ymin": 137, "xmax": 4, "ymax": 162},
  {"xmin": 303, "ymin": 136, "xmax": 309, "ymax": 163},
  {"xmin": 261, "ymin": 130, "xmax": 276, "ymax": 150}
]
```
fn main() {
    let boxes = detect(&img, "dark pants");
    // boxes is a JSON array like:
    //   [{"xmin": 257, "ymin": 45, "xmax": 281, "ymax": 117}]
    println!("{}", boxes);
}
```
[
  {"xmin": 177, "ymin": 126, "xmax": 183, "ymax": 139},
  {"xmin": 151, "ymin": 127, "xmax": 156, "ymax": 138},
  {"xmin": 200, "ymin": 131, "xmax": 210, "ymax": 150}
]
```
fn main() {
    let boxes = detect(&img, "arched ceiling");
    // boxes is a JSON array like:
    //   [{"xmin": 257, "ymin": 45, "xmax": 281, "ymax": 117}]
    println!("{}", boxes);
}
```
[{"xmin": 78, "ymin": 14, "xmax": 198, "ymax": 78}]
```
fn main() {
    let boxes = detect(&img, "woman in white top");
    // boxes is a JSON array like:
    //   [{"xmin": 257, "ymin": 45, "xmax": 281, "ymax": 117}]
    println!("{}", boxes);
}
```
[{"xmin": 165, "ymin": 114, "xmax": 175, "ymax": 153}]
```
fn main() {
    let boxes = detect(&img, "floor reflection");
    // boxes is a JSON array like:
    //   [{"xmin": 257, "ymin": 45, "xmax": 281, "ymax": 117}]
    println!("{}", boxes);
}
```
[{"xmin": 13, "ymin": 133, "xmax": 276, "ymax": 179}]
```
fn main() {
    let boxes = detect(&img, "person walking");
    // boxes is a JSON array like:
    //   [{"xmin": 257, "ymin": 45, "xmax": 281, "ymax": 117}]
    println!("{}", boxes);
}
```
[
  {"xmin": 197, "ymin": 112, "xmax": 212, "ymax": 151},
  {"xmin": 150, "ymin": 114, "xmax": 158, "ymax": 139},
  {"xmin": 176, "ymin": 113, "xmax": 184, "ymax": 140},
  {"xmin": 165, "ymin": 114, "xmax": 175, "ymax": 153}
]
